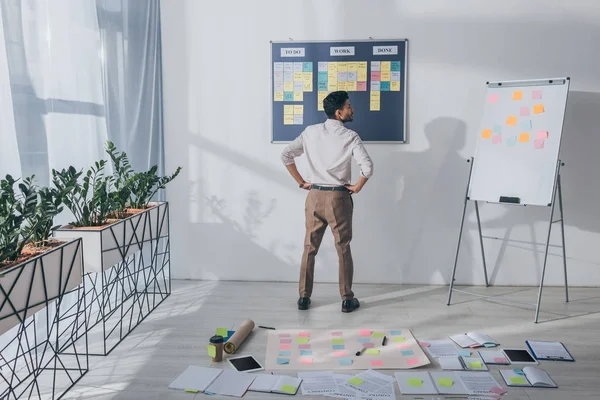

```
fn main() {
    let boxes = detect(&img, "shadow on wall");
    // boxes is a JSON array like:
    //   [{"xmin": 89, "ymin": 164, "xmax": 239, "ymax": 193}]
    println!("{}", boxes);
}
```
[{"xmin": 352, "ymin": 117, "xmax": 474, "ymax": 284}]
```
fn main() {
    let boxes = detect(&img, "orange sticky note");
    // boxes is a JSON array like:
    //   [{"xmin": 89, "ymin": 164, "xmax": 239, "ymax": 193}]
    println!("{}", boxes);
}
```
[
  {"xmin": 481, "ymin": 129, "xmax": 492, "ymax": 139},
  {"xmin": 506, "ymin": 116, "xmax": 517, "ymax": 126},
  {"xmin": 513, "ymin": 90, "xmax": 523, "ymax": 100},
  {"xmin": 533, "ymin": 104, "xmax": 545, "ymax": 114},
  {"xmin": 519, "ymin": 133, "xmax": 530, "ymax": 143}
]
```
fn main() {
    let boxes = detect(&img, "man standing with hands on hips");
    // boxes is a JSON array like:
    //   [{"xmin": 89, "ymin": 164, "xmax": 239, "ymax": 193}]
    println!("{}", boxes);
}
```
[{"xmin": 280, "ymin": 91, "xmax": 374, "ymax": 313}]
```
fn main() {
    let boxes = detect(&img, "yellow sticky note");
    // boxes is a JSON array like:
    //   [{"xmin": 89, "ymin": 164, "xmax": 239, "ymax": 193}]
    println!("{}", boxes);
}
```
[
  {"xmin": 303, "ymin": 81, "xmax": 313, "ymax": 92},
  {"xmin": 366, "ymin": 349, "xmax": 380, "ymax": 355},
  {"xmin": 381, "ymin": 61, "xmax": 391, "ymax": 72},
  {"xmin": 380, "ymin": 71, "xmax": 391, "ymax": 81},
  {"xmin": 370, "ymin": 91, "xmax": 380, "ymax": 100},
  {"xmin": 294, "ymin": 72, "xmax": 303, "ymax": 82},
  {"xmin": 370, "ymin": 101, "xmax": 380, "ymax": 111},
  {"xmin": 296, "ymin": 337, "xmax": 309, "ymax": 344},
  {"xmin": 318, "ymin": 91, "xmax": 327, "ymax": 111},
  {"xmin": 468, "ymin": 361, "xmax": 482, "ymax": 369},
  {"xmin": 438, "ymin": 378, "xmax": 453, "ymax": 387},
  {"xmin": 274, "ymin": 92, "xmax": 284, "ymax": 101},
  {"xmin": 358, "ymin": 61, "xmax": 367, "ymax": 70},
  {"xmin": 284, "ymin": 115, "xmax": 294, "ymax": 125},
  {"xmin": 337, "ymin": 62, "xmax": 348, "ymax": 72},
  {"xmin": 357, "ymin": 69, "xmax": 367, "ymax": 82},
  {"xmin": 348, "ymin": 377, "xmax": 364, "ymax": 386},
  {"xmin": 284, "ymin": 105, "xmax": 293, "ymax": 115},
  {"xmin": 280, "ymin": 384, "xmax": 296, "ymax": 394},
  {"xmin": 208, "ymin": 344, "xmax": 216, "ymax": 357},
  {"xmin": 293, "ymin": 105, "xmax": 303, "ymax": 115},
  {"xmin": 392, "ymin": 336, "xmax": 406, "ymax": 342},
  {"xmin": 216, "ymin": 328, "xmax": 228, "ymax": 337},
  {"xmin": 185, "ymin": 388, "xmax": 199, "ymax": 393},
  {"xmin": 510, "ymin": 376, "xmax": 527, "ymax": 385},
  {"xmin": 506, "ymin": 115, "xmax": 517, "ymax": 126},
  {"xmin": 533, "ymin": 104, "xmax": 545, "ymax": 114},
  {"xmin": 338, "ymin": 81, "xmax": 348, "ymax": 91},
  {"xmin": 348, "ymin": 62, "xmax": 358, "ymax": 72},
  {"xmin": 346, "ymin": 81, "xmax": 357, "ymax": 91},
  {"xmin": 294, "ymin": 91, "xmax": 303, "ymax": 101},
  {"xmin": 391, "ymin": 81, "xmax": 400, "ymax": 91},
  {"xmin": 481, "ymin": 129, "xmax": 492, "ymax": 139},
  {"xmin": 519, "ymin": 132, "xmax": 530, "ymax": 143},
  {"xmin": 303, "ymin": 73, "xmax": 313, "ymax": 92},
  {"xmin": 513, "ymin": 90, "xmax": 523, "ymax": 100},
  {"xmin": 284, "ymin": 82, "xmax": 294, "ymax": 92},
  {"xmin": 328, "ymin": 62, "xmax": 338, "ymax": 73},
  {"xmin": 408, "ymin": 378, "xmax": 423, "ymax": 387},
  {"xmin": 372, "ymin": 332, "xmax": 385, "ymax": 338},
  {"xmin": 328, "ymin": 83, "xmax": 338, "ymax": 92}
]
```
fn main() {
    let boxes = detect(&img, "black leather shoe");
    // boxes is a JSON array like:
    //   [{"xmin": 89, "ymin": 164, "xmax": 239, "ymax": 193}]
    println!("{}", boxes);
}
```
[
  {"xmin": 342, "ymin": 298, "xmax": 360, "ymax": 313},
  {"xmin": 297, "ymin": 297, "xmax": 311, "ymax": 310}
]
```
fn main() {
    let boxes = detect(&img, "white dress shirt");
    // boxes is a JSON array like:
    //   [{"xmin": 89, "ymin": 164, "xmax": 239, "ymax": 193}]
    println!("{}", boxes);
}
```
[{"xmin": 280, "ymin": 119, "xmax": 374, "ymax": 186}]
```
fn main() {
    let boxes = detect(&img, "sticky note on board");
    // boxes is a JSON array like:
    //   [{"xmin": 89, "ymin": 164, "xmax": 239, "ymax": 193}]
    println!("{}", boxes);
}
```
[
  {"xmin": 510, "ymin": 376, "xmax": 528, "ymax": 385},
  {"xmin": 506, "ymin": 116, "xmax": 517, "ymax": 126},
  {"xmin": 296, "ymin": 338, "xmax": 309, "ymax": 344},
  {"xmin": 488, "ymin": 93, "xmax": 499, "ymax": 103},
  {"xmin": 532, "ymin": 90, "xmax": 542, "ymax": 99},
  {"xmin": 299, "ymin": 357, "xmax": 313, "ymax": 364},
  {"xmin": 534, "ymin": 139, "xmax": 545, "ymax": 149},
  {"xmin": 493, "ymin": 124, "xmax": 502, "ymax": 134},
  {"xmin": 371, "ymin": 360, "xmax": 384, "ymax": 367},
  {"xmin": 284, "ymin": 105, "xmax": 293, "ymax": 115},
  {"xmin": 274, "ymin": 92, "xmax": 284, "ymax": 101},
  {"xmin": 348, "ymin": 377, "xmax": 365, "ymax": 386},
  {"xmin": 492, "ymin": 134, "xmax": 502, "ymax": 144},
  {"xmin": 537, "ymin": 130, "xmax": 548, "ymax": 139},
  {"xmin": 302, "ymin": 62, "xmax": 313, "ymax": 72},
  {"xmin": 293, "ymin": 105, "xmax": 304, "ymax": 115},
  {"xmin": 207, "ymin": 344, "xmax": 216, "ymax": 357},
  {"xmin": 533, "ymin": 104, "xmax": 545, "ymax": 114},
  {"xmin": 283, "ymin": 115, "xmax": 294, "ymax": 125},
  {"xmin": 277, "ymin": 358, "xmax": 289, "ymax": 364},
  {"xmin": 520, "ymin": 106, "xmax": 530, "ymax": 116},
  {"xmin": 519, "ymin": 133, "xmax": 530, "ymax": 143},
  {"xmin": 372, "ymin": 332, "xmax": 385, "ymax": 338},
  {"xmin": 300, "ymin": 350, "xmax": 312, "ymax": 356},
  {"xmin": 408, "ymin": 378, "xmax": 423, "ymax": 387},
  {"xmin": 521, "ymin": 120, "xmax": 532, "ymax": 130},
  {"xmin": 366, "ymin": 349, "xmax": 380, "ymax": 355},
  {"xmin": 396, "ymin": 343, "xmax": 410, "ymax": 349},
  {"xmin": 391, "ymin": 61, "xmax": 401, "ymax": 71},
  {"xmin": 332, "ymin": 338, "xmax": 344, "ymax": 345},
  {"xmin": 370, "ymin": 100, "xmax": 380, "ymax": 111},
  {"xmin": 339, "ymin": 358, "xmax": 353, "ymax": 366},
  {"xmin": 280, "ymin": 384, "xmax": 296, "ymax": 394},
  {"xmin": 491, "ymin": 387, "xmax": 508, "ymax": 395},
  {"xmin": 357, "ymin": 81, "xmax": 367, "ymax": 91},
  {"xmin": 391, "ymin": 81, "xmax": 401, "ymax": 91},
  {"xmin": 513, "ymin": 90, "xmax": 523, "ymax": 100},
  {"xmin": 481, "ymin": 129, "xmax": 492, "ymax": 139},
  {"xmin": 507, "ymin": 136, "xmax": 518, "ymax": 147},
  {"xmin": 438, "ymin": 378, "xmax": 453, "ymax": 387}
]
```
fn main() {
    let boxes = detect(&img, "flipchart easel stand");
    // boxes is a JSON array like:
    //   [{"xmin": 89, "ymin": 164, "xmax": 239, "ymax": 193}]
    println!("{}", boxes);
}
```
[{"xmin": 446, "ymin": 158, "xmax": 568, "ymax": 323}]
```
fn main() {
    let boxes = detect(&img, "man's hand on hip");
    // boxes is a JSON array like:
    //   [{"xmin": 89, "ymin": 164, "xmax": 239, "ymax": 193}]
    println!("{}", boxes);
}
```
[
  {"xmin": 300, "ymin": 182, "xmax": 312, "ymax": 190},
  {"xmin": 344, "ymin": 176, "xmax": 369, "ymax": 194}
]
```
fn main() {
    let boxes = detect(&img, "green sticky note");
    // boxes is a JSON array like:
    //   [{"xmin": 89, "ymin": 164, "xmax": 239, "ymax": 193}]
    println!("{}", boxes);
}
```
[
  {"xmin": 216, "ymin": 328, "xmax": 228, "ymax": 337},
  {"xmin": 332, "ymin": 338, "xmax": 344, "ymax": 345},
  {"xmin": 366, "ymin": 349, "xmax": 380, "ymax": 355},
  {"xmin": 468, "ymin": 361, "xmax": 482, "ymax": 369},
  {"xmin": 185, "ymin": 388, "xmax": 199, "ymax": 393},
  {"xmin": 372, "ymin": 332, "xmax": 385, "ymax": 338},
  {"xmin": 280, "ymin": 384, "xmax": 296, "ymax": 394},
  {"xmin": 348, "ymin": 377, "xmax": 364, "ymax": 386},
  {"xmin": 438, "ymin": 378, "xmax": 453, "ymax": 387},
  {"xmin": 393, "ymin": 336, "xmax": 406, "ymax": 342},
  {"xmin": 510, "ymin": 376, "xmax": 527, "ymax": 385},
  {"xmin": 296, "ymin": 337, "xmax": 309, "ymax": 344},
  {"xmin": 408, "ymin": 378, "xmax": 423, "ymax": 387},
  {"xmin": 207, "ymin": 344, "xmax": 216, "ymax": 357}
]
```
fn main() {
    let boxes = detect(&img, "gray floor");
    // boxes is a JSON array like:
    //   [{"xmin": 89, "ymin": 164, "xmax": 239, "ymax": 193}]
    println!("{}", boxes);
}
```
[{"xmin": 58, "ymin": 280, "xmax": 600, "ymax": 399}]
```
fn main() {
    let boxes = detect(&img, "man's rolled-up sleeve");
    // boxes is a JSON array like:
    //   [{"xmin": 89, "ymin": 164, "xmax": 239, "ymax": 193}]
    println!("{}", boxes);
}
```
[{"xmin": 280, "ymin": 133, "xmax": 304, "ymax": 165}]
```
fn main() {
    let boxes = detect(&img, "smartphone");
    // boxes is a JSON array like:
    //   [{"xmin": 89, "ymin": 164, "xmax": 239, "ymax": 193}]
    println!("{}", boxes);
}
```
[
  {"xmin": 226, "ymin": 355, "xmax": 264, "ymax": 372},
  {"xmin": 502, "ymin": 348, "xmax": 538, "ymax": 364}
]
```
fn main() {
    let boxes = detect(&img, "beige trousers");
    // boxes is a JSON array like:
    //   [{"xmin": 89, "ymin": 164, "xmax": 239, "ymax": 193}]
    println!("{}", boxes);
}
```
[{"xmin": 299, "ymin": 189, "xmax": 354, "ymax": 300}]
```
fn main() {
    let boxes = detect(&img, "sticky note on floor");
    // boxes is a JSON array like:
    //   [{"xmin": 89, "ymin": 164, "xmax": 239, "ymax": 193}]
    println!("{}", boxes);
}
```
[
  {"xmin": 348, "ymin": 377, "xmax": 364, "ymax": 386},
  {"xmin": 280, "ymin": 338, "xmax": 292, "ymax": 344},
  {"xmin": 519, "ymin": 133, "xmax": 530, "ymax": 143},
  {"xmin": 207, "ymin": 344, "xmax": 216, "ymax": 357},
  {"xmin": 366, "ymin": 349, "xmax": 380, "ymax": 355},
  {"xmin": 396, "ymin": 343, "xmax": 410, "ymax": 349},
  {"xmin": 481, "ymin": 128, "xmax": 492, "ymax": 139},
  {"xmin": 510, "ymin": 376, "xmax": 527, "ymax": 385},
  {"xmin": 390, "ymin": 330, "xmax": 402, "ymax": 335},
  {"xmin": 393, "ymin": 337, "xmax": 406, "ymax": 343},
  {"xmin": 280, "ymin": 384, "xmax": 296, "ymax": 394},
  {"xmin": 458, "ymin": 350, "xmax": 471, "ymax": 357},
  {"xmin": 359, "ymin": 329, "xmax": 371, "ymax": 337},
  {"xmin": 408, "ymin": 378, "xmax": 422, "ymax": 387},
  {"xmin": 299, "ymin": 357, "xmax": 313, "ymax": 364},
  {"xmin": 334, "ymin": 350, "xmax": 347, "ymax": 357},
  {"xmin": 299, "ymin": 332, "xmax": 310, "ymax": 337},
  {"xmin": 280, "ymin": 345, "xmax": 291, "ymax": 350},
  {"xmin": 300, "ymin": 350, "xmax": 312, "ymax": 356},
  {"xmin": 332, "ymin": 344, "xmax": 345, "ymax": 350},
  {"xmin": 279, "ymin": 350, "xmax": 291, "ymax": 357},
  {"xmin": 277, "ymin": 358, "xmax": 289, "ymax": 364},
  {"xmin": 331, "ymin": 331, "xmax": 343, "ymax": 337},
  {"xmin": 279, "ymin": 333, "xmax": 290, "ymax": 338},
  {"xmin": 438, "ymin": 378, "xmax": 453, "ymax": 387},
  {"xmin": 296, "ymin": 338, "xmax": 309, "ymax": 344},
  {"xmin": 533, "ymin": 104, "xmax": 545, "ymax": 114},
  {"xmin": 332, "ymin": 338, "xmax": 344, "ymax": 345},
  {"xmin": 339, "ymin": 358, "xmax": 353, "ymax": 366},
  {"xmin": 358, "ymin": 338, "xmax": 370, "ymax": 343},
  {"xmin": 363, "ymin": 342, "xmax": 375, "ymax": 349},
  {"xmin": 401, "ymin": 350, "xmax": 414, "ymax": 356},
  {"xmin": 216, "ymin": 328, "xmax": 228, "ymax": 337},
  {"xmin": 468, "ymin": 361, "xmax": 482, "ymax": 369},
  {"xmin": 506, "ymin": 116, "xmax": 517, "ymax": 126},
  {"xmin": 371, "ymin": 360, "xmax": 384, "ymax": 367},
  {"xmin": 407, "ymin": 358, "xmax": 420, "ymax": 366},
  {"xmin": 298, "ymin": 344, "xmax": 311, "ymax": 350},
  {"xmin": 513, "ymin": 90, "xmax": 523, "ymax": 100},
  {"xmin": 372, "ymin": 332, "xmax": 385, "ymax": 338}
]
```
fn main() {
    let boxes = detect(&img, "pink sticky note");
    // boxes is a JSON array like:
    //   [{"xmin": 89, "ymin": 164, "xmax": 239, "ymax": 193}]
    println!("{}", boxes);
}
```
[
  {"xmin": 371, "ymin": 360, "xmax": 384, "ymax": 367},
  {"xmin": 520, "ymin": 106, "xmax": 530, "ymax": 116},
  {"xmin": 363, "ymin": 342, "xmax": 375, "ymax": 349},
  {"xmin": 419, "ymin": 342, "xmax": 430, "ymax": 348},
  {"xmin": 357, "ymin": 81, "xmax": 367, "ymax": 91},
  {"xmin": 371, "ymin": 71, "xmax": 381, "ymax": 81},
  {"xmin": 278, "ymin": 333, "xmax": 290, "ymax": 338},
  {"xmin": 407, "ymin": 358, "xmax": 420, "ymax": 366},
  {"xmin": 280, "ymin": 338, "xmax": 292, "ymax": 344},
  {"xmin": 534, "ymin": 138, "xmax": 545, "ymax": 149},
  {"xmin": 494, "ymin": 357, "xmax": 508, "ymax": 363},
  {"xmin": 298, "ymin": 344, "xmax": 311, "ymax": 350},
  {"xmin": 532, "ymin": 90, "xmax": 542, "ymax": 99},
  {"xmin": 299, "ymin": 332, "xmax": 310, "ymax": 337},
  {"xmin": 331, "ymin": 332, "xmax": 343, "ymax": 337},
  {"xmin": 280, "ymin": 345, "xmax": 291, "ymax": 350},
  {"xmin": 359, "ymin": 329, "xmax": 371, "ymax": 337},
  {"xmin": 492, "ymin": 134, "xmax": 502, "ymax": 144},
  {"xmin": 469, "ymin": 344, "xmax": 480, "ymax": 348},
  {"xmin": 299, "ymin": 357, "xmax": 313, "ymax": 364},
  {"xmin": 396, "ymin": 343, "xmax": 411, "ymax": 349},
  {"xmin": 334, "ymin": 351, "xmax": 347, "ymax": 357},
  {"xmin": 537, "ymin": 130, "xmax": 548, "ymax": 139},
  {"xmin": 491, "ymin": 387, "xmax": 507, "ymax": 395},
  {"xmin": 488, "ymin": 94, "xmax": 499, "ymax": 103}
]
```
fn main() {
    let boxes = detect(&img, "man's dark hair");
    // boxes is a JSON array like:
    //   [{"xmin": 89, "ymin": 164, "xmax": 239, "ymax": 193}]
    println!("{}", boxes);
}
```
[{"xmin": 323, "ymin": 91, "xmax": 349, "ymax": 118}]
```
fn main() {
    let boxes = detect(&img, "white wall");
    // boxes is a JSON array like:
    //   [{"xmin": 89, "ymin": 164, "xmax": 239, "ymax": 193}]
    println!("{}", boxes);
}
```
[{"xmin": 160, "ymin": 0, "xmax": 600, "ymax": 286}]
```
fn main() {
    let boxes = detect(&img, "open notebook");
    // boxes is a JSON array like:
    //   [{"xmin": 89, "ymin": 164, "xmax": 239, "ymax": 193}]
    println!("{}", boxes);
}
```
[
  {"xmin": 438, "ymin": 355, "xmax": 488, "ymax": 371},
  {"xmin": 168, "ymin": 366, "xmax": 256, "ymax": 397},
  {"xmin": 248, "ymin": 374, "xmax": 302, "ymax": 395},
  {"xmin": 450, "ymin": 332, "xmax": 499, "ymax": 348},
  {"xmin": 500, "ymin": 367, "xmax": 557, "ymax": 388}
]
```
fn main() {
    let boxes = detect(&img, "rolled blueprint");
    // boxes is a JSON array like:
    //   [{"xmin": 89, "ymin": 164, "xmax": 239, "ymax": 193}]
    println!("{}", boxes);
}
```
[{"xmin": 224, "ymin": 319, "xmax": 255, "ymax": 354}]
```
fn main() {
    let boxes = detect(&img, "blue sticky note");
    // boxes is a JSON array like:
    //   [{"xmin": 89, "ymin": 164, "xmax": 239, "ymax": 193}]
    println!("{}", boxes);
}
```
[
  {"xmin": 277, "ymin": 358, "xmax": 289, "ymax": 365},
  {"xmin": 318, "ymin": 71, "xmax": 328, "ymax": 82},
  {"xmin": 390, "ymin": 330, "xmax": 402, "ymax": 336},
  {"xmin": 401, "ymin": 350, "xmax": 414, "ymax": 356},
  {"xmin": 333, "ymin": 344, "xmax": 345, "ymax": 350},
  {"xmin": 318, "ymin": 81, "xmax": 328, "ymax": 91},
  {"xmin": 483, "ymin": 343, "xmax": 496, "ymax": 348},
  {"xmin": 493, "ymin": 124, "xmax": 502, "ymax": 134},
  {"xmin": 303, "ymin": 62, "xmax": 313, "ymax": 72},
  {"xmin": 507, "ymin": 136, "xmax": 518, "ymax": 147},
  {"xmin": 391, "ymin": 61, "xmax": 401, "ymax": 71},
  {"xmin": 284, "ymin": 92, "xmax": 294, "ymax": 101},
  {"xmin": 300, "ymin": 350, "xmax": 312, "ymax": 356},
  {"xmin": 513, "ymin": 368, "xmax": 524, "ymax": 375},
  {"xmin": 279, "ymin": 350, "xmax": 291, "ymax": 357},
  {"xmin": 339, "ymin": 357, "xmax": 353, "ymax": 366},
  {"xmin": 358, "ymin": 338, "xmax": 370, "ymax": 343},
  {"xmin": 458, "ymin": 350, "xmax": 471, "ymax": 357},
  {"xmin": 380, "ymin": 81, "xmax": 391, "ymax": 91},
  {"xmin": 520, "ymin": 120, "xmax": 532, "ymax": 130}
]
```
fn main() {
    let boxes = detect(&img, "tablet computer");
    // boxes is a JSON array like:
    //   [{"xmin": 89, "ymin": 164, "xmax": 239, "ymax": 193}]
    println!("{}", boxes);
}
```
[
  {"xmin": 227, "ymin": 355, "xmax": 264, "ymax": 372},
  {"xmin": 502, "ymin": 348, "xmax": 538, "ymax": 364}
]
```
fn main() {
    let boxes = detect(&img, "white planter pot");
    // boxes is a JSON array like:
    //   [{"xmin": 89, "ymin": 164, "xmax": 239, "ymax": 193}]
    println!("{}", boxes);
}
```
[{"xmin": 0, "ymin": 238, "xmax": 84, "ymax": 337}]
